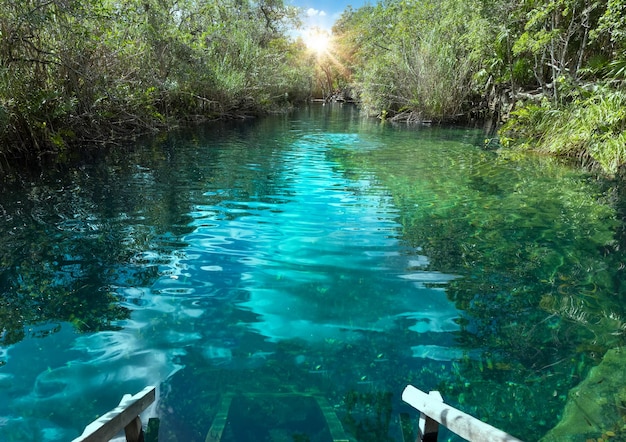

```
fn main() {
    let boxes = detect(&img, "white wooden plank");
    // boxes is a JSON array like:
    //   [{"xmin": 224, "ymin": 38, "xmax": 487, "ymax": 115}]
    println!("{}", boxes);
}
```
[
  {"xmin": 402, "ymin": 385, "xmax": 523, "ymax": 442},
  {"xmin": 72, "ymin": 386, "xmax": 156, "ymax": 442}
]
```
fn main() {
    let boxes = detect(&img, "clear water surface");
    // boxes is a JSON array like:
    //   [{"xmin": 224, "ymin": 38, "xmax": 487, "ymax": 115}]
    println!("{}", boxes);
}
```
[{"xmin": 1, "ymin": 104, "xmax": 625, "ymax": 441}]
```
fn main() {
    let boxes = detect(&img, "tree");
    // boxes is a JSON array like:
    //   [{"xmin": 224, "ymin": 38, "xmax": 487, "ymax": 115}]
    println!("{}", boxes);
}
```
[
  {"xmin": 0, "ymin": 0, "xmax": 313, "ymax": 156},
  {"xmin": 333, "ymin": 0, "xmax": 490, "ymax": 121}
]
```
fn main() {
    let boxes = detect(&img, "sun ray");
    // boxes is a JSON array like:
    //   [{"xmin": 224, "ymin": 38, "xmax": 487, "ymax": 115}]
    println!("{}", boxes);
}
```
[{"xmin": 304, "ymin": 28, "xmax": 331, "ymax": 55}]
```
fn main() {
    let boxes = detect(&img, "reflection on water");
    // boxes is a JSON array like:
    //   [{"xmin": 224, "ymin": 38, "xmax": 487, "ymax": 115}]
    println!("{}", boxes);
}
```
[{"xmin": 0, "ymin": 104, "xmax": 624, "ymax": 441}]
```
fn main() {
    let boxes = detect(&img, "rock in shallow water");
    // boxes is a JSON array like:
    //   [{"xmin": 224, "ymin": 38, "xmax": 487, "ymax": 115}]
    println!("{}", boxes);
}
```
[{"xmin": 541, "ymin": 346, "xmax": 626, "ymax": 441}]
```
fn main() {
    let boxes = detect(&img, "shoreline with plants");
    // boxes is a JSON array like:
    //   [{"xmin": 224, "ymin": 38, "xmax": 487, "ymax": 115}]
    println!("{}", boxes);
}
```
[
  {"xmin": 2, "ymin": 0, "xmax": 626, "ymax": 175},
  {"xmin": 328, "ymin": 0, "xmax": 626, "ymax": 176}
]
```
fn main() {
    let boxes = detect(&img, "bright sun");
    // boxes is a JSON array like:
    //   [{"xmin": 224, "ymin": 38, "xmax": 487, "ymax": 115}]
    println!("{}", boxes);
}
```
[{"xmin": 304, "ymin": 28, "xmax": 331, "ymax": 54}]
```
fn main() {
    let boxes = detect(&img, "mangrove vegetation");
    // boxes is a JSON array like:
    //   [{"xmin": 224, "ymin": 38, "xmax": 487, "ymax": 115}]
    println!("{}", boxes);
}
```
[
  {"xmin": 329, "ymin": 0, "xmax": 626, "ymax": 174},
  {"xmin": 0, "ymin": 0, "xmax": 312, "ymax": 155},
  {"xmin": 2, "ymin": 0, "xmax": 626, "ymax": 170}
]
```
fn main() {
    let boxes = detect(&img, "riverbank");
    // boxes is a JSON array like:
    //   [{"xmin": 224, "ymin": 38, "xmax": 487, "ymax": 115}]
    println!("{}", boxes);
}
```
[
  {"xmin": 3, "ymin": 0, "xmax": 626, "ymax": 176},
  {"xmin": 0, "ymin": 0, "xmax": 312, "ymax": 159}
]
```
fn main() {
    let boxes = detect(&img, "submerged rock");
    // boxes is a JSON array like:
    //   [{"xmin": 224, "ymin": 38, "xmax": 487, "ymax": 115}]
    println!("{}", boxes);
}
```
[{"xmin": 541, "ymin": 347, "xmax": 626, "ymax": 441}]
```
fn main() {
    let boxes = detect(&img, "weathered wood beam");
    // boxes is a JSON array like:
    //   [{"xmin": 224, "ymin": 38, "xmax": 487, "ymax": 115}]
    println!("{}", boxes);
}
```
[
  {"xmin": 205, "ymin": 394, "xmax": 232, "ymax": 442},
  {"xmin": 402, "ymin": 385, "xmax": 523, "ymax": 442},
  {"xmin": 72, "ymin": 386, "xmax": 156, "ymax": 442}
]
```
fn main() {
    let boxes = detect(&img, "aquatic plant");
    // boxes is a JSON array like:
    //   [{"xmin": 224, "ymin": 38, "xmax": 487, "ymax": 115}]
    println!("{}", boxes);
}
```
[
  {"xmin": 328, "ymin": 126, "xmax": 626, "ymax": 438},
  {"xmin": 501, "ymin": 85, "xmax": 626, "ymax": 175}
]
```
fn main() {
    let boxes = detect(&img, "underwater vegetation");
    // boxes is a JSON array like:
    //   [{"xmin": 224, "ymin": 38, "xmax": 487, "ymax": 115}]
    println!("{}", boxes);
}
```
[
  {"xmin": 328, "ymin": 127, "xmax": 626, "ymax": 439},
  {"xmin": 2, "ymin": 109, "xmax": 626, "ymax": 441}
]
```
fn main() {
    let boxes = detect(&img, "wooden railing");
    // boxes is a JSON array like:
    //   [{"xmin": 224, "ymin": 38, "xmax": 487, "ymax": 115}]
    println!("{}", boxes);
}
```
[
  {"xmin": 402, "ymin": 385, "xmax": 524, "ymax": 442},
  {"xmin": 72, "ymin": 386, "xmax": 156, "ymax": 442},
  {"xmin": 71, "ymin": 384, "xmax": 523, "ymax": 441}
]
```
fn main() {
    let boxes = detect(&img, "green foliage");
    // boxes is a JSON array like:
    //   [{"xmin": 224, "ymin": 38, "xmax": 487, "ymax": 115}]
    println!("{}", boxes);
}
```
[
  {"xmin": 0, "ymin": 0, "xmax": 313, "ymax": 155},
  {"xmin": 329, "ymin": 0, "xmax": 626, "ymax": 170},
  {"xmin": 595, "ymin": 0, "xmax": 626, "ymax": 47},
  {"xmin": 4, "ymin": 0, "xmax": 626, "ymax": 170},
  {"xmin": 502, "ymin": 85, "xmax": 626, "ymax": 173},
  {"xmin": 511, "ymin": 58, "xmax": 536, "ymax": 87},
  {"xmin": 335, "ymin": 0, "xmax": 490, "ymax": 120}
]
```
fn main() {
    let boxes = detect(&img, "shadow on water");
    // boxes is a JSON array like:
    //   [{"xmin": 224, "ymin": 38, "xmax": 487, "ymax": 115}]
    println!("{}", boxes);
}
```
[{"xmin": 0, "ymin": 104, "xmax": 625, "ymax": 441}]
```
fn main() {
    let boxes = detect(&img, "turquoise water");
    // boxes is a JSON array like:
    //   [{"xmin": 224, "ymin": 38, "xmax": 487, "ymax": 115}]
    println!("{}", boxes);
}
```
[{"xmin": 0, "ymin": 104, "xmax": 625, "ymax": 441}]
